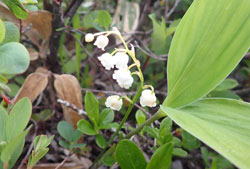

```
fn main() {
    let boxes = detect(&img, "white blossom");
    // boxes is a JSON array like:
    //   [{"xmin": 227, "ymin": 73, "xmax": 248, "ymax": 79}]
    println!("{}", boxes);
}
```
[
  {"xmin": 114, "ymin": 52, "xmax": 129, "ymax": 69},
  {"xmin": 113, "ymin": 68, "xmax": 134, "ymax": 89},
  {"xmin": 85, "ymin": 33, "xmax": 95, "ymax": 42},
  {"xmin": 140, "ymin": 89, "xmax": 157, "ymax": 107},
  {"xmin": 98, "ymin": 53, "xmax": 115, "ymax": 70},
  {"xmin": 94, "ymin": 35, "xmax": 109, "ymax": 50},
  {"xmin": 105, "ymin": 95, "xmax": 123, "ymax": 111}
]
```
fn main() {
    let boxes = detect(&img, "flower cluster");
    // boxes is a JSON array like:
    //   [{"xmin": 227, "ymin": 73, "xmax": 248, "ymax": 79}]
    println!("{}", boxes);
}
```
[{"xmin": 85, "ymin": 28, "xmax": 157, "ymax": 111}]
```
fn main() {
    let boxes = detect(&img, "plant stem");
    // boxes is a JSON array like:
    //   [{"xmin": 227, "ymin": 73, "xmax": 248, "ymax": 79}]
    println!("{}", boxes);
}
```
[
  {"xmin": 125, "ymin": 109, "xmax": 167, "ymax": 139},
  {"xmin": 90, "ymin": 109, "xmax": 166, "ymax": 169}
]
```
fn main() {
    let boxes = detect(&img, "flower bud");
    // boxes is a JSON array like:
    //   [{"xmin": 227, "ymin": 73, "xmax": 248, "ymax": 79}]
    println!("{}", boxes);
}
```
[
  {"xmin": 105, "ymin": 95, "xmax": 123, "ymax": 111},
  {"xmin": 85, "ymin": 33, "xmax": 95, "ymax": 42},
  {"xmin": 114, "ymin": 52, "xmax": 129, "ymax": 69},
  {"xmin": 98, "ymin": 53, "xmax": 115, "ymax": 70},
  {"xmin": 112, "ymin": 68, "xmax": 134, "ymax": 89},
  {"xmin": 140, "ymin": 89, "xmax": 157, "ymax": 107},
  {"xmin": 94, "ymin": 35, "xmax": 109, "ymax": 50}
]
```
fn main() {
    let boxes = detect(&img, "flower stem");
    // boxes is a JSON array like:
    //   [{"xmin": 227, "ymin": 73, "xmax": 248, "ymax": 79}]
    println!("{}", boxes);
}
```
[{"xmin": 89, "ymin": 109, "xmax": 167, "ymax": 169}]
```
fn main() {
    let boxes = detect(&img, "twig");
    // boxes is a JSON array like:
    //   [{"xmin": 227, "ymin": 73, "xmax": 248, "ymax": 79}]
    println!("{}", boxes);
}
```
[
  {"xmin": 55, "ymin": 155, "xmax": 70, "ymax": 169},
  {"xmin": 166, "ymin": 0, "xmax": 181, "ymax": 20},
  {"xmin": 57, "ymin": 99, "xmax": 87, "ymax": 115},
  {"xmin": 64, "ymin": 0, "xmax": 84, "ymax": 19},
  {"xmin": 134, "ymin": 41, "xmax": 168, "ymax": 61}
]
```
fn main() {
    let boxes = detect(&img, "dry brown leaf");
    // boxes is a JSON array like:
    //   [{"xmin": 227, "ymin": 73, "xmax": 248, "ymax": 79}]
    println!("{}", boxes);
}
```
[
  {"xmin": 28, "ymin": 48, "xmax": 39, "ymax": 61},
  {"xmin": 0, "ymin": 3, "xmax": 52, "ymax": 58},
  {"xmin": 22, "ymin": 10, "xmax": 52, "ymax": 58},
  {"xmin": 14, "ymin": 72, "xmax": 49, "ymax": 103},
  {"xmin": 54, "ymin": 74, "xmax": 83, "ymax": 127}
]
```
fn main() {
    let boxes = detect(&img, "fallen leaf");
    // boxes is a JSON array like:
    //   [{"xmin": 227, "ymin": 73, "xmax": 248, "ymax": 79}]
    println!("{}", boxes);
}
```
[
  {"xmin": 54, "ymin": 74, "xmax": 83, "ymax": 127},
  {"xmin": 14, "ymin": 71, "xmax": 49, "ymax": 103}
]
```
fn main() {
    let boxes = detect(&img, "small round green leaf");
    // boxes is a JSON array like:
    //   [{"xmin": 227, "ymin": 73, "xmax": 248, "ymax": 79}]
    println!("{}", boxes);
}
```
[
  {"xmin": 0, "ymin": 42, "xmax": 30, "ymax": 74},
  {"xmin": 1, "ymin": 22, "xmax": 20, "ymax": 44}
]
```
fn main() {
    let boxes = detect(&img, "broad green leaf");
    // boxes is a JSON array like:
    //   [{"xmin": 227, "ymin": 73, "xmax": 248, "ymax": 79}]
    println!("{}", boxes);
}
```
[
  {"xmin": 1, "ymin": 22, "xmax": 20, "ymax": 44},
  {"xmin": 115, "ymin": 140, "xmax": 147, "ymax": 169},
  {"xmin": 77, "ymin": 119, "xmax": 97, "ymax": 135},
  {"xmin": 161, "ymin": 98, "xmax": 250, "ymax": 169},
  {"xmin": 149, "ymin": 13, "xmax": 169, "ymax": 55},
  {"xmin": 165, "ymin": 0, "xmax": 250, "ymax": 108},
  {"xmin": 57, "ymin": 121, "xmax": 81, "ymax": 142},
  {"xmin": 85, "ymin": 92, "xmax": 99, "ymax": 126},
  {"xmin": 146, "ymin": 143, "xmax": 173, "ymax": 169},
  {"xmin": 0, "ymin": 42, "xmax": 30, "ymax": 74},
  {"xmin": 0, "ymin": 19, "xmax": 5, "ymax": 43},
  {"xmin": 3, "ymin": 0, "xmax": 28, "ymax": 19},
  {"xmin": 5, "ymin": 98, "xmax": 32, "ymax": 140}
]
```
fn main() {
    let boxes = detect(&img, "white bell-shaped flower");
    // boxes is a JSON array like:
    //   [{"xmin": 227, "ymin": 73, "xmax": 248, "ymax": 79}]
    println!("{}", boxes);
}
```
[
  {"xmin": 105, "ymin": 95, "xmax": 123, "ymax": 111},
  {"xmin": 98, "ymin": 53, "xmax": 115, "ymax": 70},
  {"xmin": 114, "ymin": 52, "xmax": 129, "ymax": 69},
  {"xmin": 85, "ymin": 33, "xmax": 95, "ymax": 42},
  {"xmin": 112, "ymin": 68, "xmax": 134, "ymax": 89},
  {"xmin": 94, "ymin": 35, "xmax": 109, "ymax": 50},
  {"xmin": 140, "ymin": 89, "xmax": 157, "ymax": 107}
]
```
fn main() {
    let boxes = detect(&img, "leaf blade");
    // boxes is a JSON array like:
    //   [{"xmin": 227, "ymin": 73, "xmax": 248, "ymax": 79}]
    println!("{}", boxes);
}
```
[{"xmin": 161, "ymin": 98, "xmax": 250, "ymax": 169}]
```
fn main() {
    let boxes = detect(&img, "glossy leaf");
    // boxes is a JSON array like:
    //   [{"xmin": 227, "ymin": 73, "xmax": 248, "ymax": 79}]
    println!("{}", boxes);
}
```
[
  {"xmin": 146, "ymin": 143, "xmax": 173, "ymax": 169},
  {"xmin": 0, "ymin": 42, "xmax": 30, "ymax": 75},
  {"xmin": 115, "ymin": 139, "xmax": 147, "ymax": 169},
  {"xmin": 161, "ymin": 98, "xmax": 250, "ymax": 169},
  {"xmin": 165, "ymin": 0, "xmax": 250, "ymax": 108}
]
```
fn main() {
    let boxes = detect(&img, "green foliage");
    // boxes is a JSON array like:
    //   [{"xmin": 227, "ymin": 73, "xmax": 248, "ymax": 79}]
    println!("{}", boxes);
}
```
[
  {"xmin": 57, "ymin": 121, "xmax": 85, "ymax": 150},
  {"xmin": 83, "ymin": 10, "xmax": 112, "ymax": 30},
  {"xmin": 135, "ymin": 110, "xmax": 146, "ymax": 125},
  {"xmin": 99, "ymin": 108, "xmax": 114, "ymax": 127},
  {"xmin": 146, "ymin": 143, "xmax": 173, "ymax": 169},
  {"xmin": 28, "ymin": 135, "xmax": 53, "ymax": 168},
  {"xmin": 57, "ymin": 121, "xmax": 81, "ymax": 142},
  {"xmin": 77, "ymin": 119, "xmax": 97, "ymax": 135},
  {"xmin": 85, "ymin": 92, "xmax": 99, "ymax": 127},
  {"xmin": 3, "ymin": 0, "xmax": 28, "ymax": 19},
  {"xmin": 149, "ymin": 14, "xmax": 169, "ymax": 55},
  {"xmin": 0, "ymin": 98, "xmax": 32, "ymax": 168},
  {"xmin": 181, "ymin": 130, "xmax": 201, "ymax": 151},
  {"xmin": 95, "ymin": 134, "xmax": 107, "ymax": 149},
  {"xmin": 0, "ymin": 19, "xmax": 5, "ymax": 43},
  {"xmin": 164, "ymin": 0, "xmax": 250, "ymax": 108},
  {"xmin": 1, "ymin": 22, "xmax": 20, "ymax": 44},
  {"xmin": 115, "ymin": 139, "xmax": 147, "ymax": 169},
  {"xmin": 0, "ymin": 42, "xmax": 30, "ymax": 75},
  {"xmin": 162, "ymin": 98, "xmax": 250, "ymax": 168}
]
